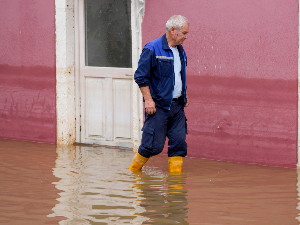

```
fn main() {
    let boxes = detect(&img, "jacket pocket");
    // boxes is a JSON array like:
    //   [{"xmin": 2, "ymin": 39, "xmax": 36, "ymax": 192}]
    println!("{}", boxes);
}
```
[
  {"xmin": 158, "ymin": 59, "xmax": 172, "ymax": 77},
  {"xmin": 141, "ymin": 126, "xmax": 154, "ymax": 149}
]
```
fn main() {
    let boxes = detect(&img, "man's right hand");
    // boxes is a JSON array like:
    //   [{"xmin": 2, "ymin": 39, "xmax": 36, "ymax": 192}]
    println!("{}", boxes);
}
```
[
  {"xmin": 140, "ymin": 86, "xmax": 156, "ymax": 115},
  {"xmin": 145, "ymin": 99, "xmax": 156, "ymax": 115}
]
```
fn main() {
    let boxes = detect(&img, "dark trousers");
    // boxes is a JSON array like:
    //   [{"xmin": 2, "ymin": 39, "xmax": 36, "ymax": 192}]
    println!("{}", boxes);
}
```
[{"xmin": 138, "ymin": 100, "xmax": 187, "ymax": 158}]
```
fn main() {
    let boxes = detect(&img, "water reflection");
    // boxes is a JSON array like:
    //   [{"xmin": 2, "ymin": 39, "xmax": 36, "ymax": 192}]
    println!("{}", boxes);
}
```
[
  {"xmin": 133, "ymin": 172, "xmax": 188, "ymax": 224},
  {"xmin": 48, "ymin": 145, "xmax": 188, "ymax": 224}
]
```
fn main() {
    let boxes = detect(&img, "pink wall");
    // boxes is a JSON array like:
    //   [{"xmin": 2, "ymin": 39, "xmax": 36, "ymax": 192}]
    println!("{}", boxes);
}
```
[
  {"xmin": 0, "ymin": 1, "xmax": 56, "ymax": 143},
  {"xmin": 143, "ymin": 0, "xmax": 298, "ymax": 168}
]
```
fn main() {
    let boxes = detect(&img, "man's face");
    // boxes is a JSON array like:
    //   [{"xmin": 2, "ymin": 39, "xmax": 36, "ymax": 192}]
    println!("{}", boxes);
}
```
[{"xmin": 171, "ymin": 22, "xmax": 189, "ymax": 45}]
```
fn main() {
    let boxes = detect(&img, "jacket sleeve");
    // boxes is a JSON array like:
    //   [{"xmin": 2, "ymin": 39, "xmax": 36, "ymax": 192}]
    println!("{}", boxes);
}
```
[{"xmin": 134, "ymin": 47, "xmax": 156, "ymax": 88}]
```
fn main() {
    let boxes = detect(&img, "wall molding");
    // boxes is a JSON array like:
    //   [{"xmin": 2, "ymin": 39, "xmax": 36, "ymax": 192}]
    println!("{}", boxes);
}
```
[{"xmin": 55, "ymin": 0, "xmax": 76, "ymax": 145}]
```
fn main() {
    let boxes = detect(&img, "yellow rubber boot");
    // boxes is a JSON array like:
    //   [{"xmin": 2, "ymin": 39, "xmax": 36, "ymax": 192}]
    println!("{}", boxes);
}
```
[
  {"xmin": 128, "ymin": 152, "xmax": 149, "ymax": 171},
  {"xmin": 168, "ymin": 156, "xmax": 183, "ymax": 173}
]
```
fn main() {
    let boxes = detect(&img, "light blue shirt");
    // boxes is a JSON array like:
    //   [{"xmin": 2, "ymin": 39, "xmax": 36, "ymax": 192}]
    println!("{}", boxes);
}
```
[{"xmin": 169, "ymin": 46, "xmax": 182, "ymax": 98}]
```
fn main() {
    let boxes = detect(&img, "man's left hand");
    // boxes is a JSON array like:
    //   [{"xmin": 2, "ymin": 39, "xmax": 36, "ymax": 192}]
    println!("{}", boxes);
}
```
[{"xmin": 185, "ymin": 90, "xmax": 189, "ymax": 107}]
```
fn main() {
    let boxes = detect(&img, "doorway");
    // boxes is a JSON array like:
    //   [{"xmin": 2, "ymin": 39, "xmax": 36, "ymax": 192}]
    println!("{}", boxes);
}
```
[{"xmin": 76, "ymin": 0, "xmax": 134, "ymax": 148}]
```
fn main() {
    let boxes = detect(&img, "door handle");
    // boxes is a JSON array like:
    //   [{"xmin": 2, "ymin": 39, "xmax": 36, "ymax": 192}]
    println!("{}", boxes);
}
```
[{"xmin": 126, "ymin": 74, "xmax": 133, "ymax": 76}]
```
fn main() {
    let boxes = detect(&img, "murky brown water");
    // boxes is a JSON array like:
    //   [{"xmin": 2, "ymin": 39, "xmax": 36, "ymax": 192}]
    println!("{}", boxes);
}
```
[{"xmin": 0, "ymin": 139, "xmax": 299, "ymax": 225}]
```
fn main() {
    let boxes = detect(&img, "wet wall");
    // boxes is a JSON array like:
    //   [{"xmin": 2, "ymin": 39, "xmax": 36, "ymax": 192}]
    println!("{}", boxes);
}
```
[
  {"xmin": 0, "ymin": 1, "xmax": 56, "ymax": 143},
  {"xmin": 142, "ymin": 0, "xmax": 298, "ymax": 168}
]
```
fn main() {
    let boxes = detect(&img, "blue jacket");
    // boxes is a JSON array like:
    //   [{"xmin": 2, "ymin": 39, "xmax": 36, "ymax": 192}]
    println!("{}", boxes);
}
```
[{"xmin": 134, "ymin": 34, "xmax": 187, "ymax": 110}]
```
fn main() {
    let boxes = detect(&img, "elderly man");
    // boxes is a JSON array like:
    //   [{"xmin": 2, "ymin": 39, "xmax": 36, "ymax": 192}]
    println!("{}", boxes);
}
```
[{"xmin": 129, "ymin": 15, "xmax": 190, "ymax": 173}]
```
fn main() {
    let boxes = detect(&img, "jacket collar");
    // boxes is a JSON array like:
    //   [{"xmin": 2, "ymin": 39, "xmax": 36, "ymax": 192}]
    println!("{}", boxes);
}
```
[
  {"xmin": 162, "ymin": 34, "xmax": 169, "ymax": 50},
  {"xmin": 162, "ymin": 33, "xmax": 183, "ymax": 52}
]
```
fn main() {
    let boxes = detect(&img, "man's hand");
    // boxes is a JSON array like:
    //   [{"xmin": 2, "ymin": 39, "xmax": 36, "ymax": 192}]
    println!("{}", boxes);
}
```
[
  {"xmin": 185, "ymin": 90, "xmax": 190, "ymax": 107},
  {"xmin": 140, "ymin": 86, "xmax": 156, "ymax": 115},
  {"xmin": 145, "ymin": 99, "xmax": 156, "ymax": 115}
]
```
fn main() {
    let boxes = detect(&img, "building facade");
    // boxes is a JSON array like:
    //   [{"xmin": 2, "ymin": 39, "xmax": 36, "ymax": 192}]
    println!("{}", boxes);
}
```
[{"xmin": 0, "ymin": 0, "xmax": 298, "ymax": 168}]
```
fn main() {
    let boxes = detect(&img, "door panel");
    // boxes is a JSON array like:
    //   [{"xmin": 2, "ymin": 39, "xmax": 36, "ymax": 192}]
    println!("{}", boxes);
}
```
[
  {"xmin": 86, "ymin": 77, "xmax": 104, "ymax": 138},
  {"xmin": 114, "ymin": 79, "xmax": 132, "ymax": 140}
]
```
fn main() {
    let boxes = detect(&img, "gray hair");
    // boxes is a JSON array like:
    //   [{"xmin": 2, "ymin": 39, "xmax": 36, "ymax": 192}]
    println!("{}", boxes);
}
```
[{"xmin": 166, "ymin": 15, "xmax": 189, "ymax": 32}]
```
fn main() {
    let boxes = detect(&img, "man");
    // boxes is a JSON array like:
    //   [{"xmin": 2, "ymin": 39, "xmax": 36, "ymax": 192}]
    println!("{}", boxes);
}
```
[{"xmin": 129, "ymin": 15, "xmax": 190, "ymax": 173}]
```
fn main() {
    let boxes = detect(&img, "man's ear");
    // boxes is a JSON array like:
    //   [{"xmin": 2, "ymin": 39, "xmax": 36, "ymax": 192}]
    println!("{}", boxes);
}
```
[{"xmin": 170, "ymin": 27, "xmax": 176, "ymax": 34}]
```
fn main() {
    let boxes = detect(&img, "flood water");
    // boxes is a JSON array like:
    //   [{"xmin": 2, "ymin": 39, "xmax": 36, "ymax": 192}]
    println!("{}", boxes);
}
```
[{"xmin": 0, "ymin": 139, "xmax": 299, "ymax": 225}]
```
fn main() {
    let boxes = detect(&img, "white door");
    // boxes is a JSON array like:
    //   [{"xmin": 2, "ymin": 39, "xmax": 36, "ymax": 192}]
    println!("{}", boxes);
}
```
[{"xmin": 77, "ymin": 0, "xmax": 133, "ymax": 148}]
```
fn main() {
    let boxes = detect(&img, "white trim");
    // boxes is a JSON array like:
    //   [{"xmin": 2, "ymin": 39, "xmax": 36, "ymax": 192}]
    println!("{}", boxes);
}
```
[
  {"xmin": 156, "ymin": 56, "xmax": 174, "ymax": 60},
  {"xmin": 297, "ymin": 0, "xmax": 300, "ymax": 169},
  {"xmin": 74, "ymin": 0, "xmax": 81, "ymax": 143},
  {"xmin": 132, "ymin": 0, "xmax": 145, "ymax": 152},
  {"xmin": 55, "ymin": 0, "xmax": 76, "ymax": 145}
]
